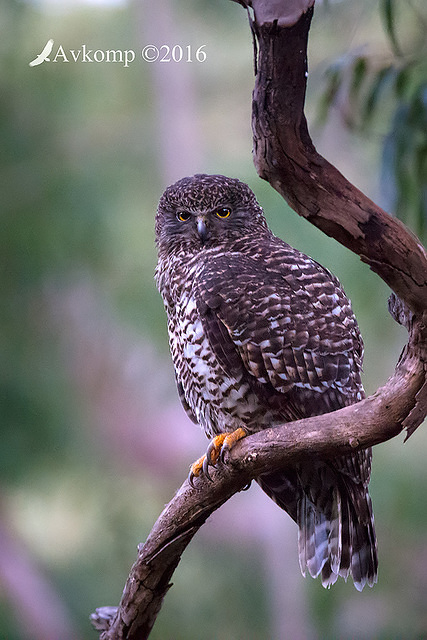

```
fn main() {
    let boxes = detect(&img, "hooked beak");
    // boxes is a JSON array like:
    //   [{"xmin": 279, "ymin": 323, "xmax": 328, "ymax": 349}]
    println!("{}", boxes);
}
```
[{"xmin": 196, "ymin": 216, "xmax": 209, "ymax": 244}]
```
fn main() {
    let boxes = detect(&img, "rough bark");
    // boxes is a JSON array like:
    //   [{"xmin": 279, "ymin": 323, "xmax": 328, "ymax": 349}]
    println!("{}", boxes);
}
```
[
  {"xmin": 247, "ymin": 5, "xmax": 426, "ymax": 316},
  {"xmin": 91, "ymin": 2, "xmax": 427, "ymax": 638}
]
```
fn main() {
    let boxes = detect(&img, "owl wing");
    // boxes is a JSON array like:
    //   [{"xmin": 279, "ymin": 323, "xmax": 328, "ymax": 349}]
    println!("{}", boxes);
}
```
[{"xmin": 196, "ymin": 248, "xmax": 364, "ymax": 416}]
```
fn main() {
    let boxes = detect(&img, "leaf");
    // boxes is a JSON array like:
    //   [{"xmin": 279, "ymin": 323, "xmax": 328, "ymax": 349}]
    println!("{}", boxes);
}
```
[
  {"xmin": 381, "ymin": 84, "xmax": 427, "ymax": 240},
  {"xmin": 395, "ymin": 66, "xmax": 412, "ymax": 100},
  {"xmin": 380, "ymin": 0, "xmax": 403, "ymax": 57},
  {"xmin": 350, "ymin": 56, "xmax": 368, "ymax": 101},
  {"xmin": 362, "ymin": 65, "xmax": 395, "ymax": 124},
  {"xmin": 317, "ymin": 61, "xmax": 344, "ymax": 124}
]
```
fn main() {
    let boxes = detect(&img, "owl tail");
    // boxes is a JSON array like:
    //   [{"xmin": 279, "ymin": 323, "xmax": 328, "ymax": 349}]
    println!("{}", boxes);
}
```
[{"xmin": 257, "ymin": 467, "xmax": 378, "ymax": 591}]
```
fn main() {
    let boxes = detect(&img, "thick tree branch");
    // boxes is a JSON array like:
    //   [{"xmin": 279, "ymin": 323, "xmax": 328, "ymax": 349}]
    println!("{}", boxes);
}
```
[
  {"xmin": 246, "ymin": 4, "xmax": 427, "ymax": 316},
  {"xmin": 92, "ymin": 2, "xmax": 427, "ymax": 638}
]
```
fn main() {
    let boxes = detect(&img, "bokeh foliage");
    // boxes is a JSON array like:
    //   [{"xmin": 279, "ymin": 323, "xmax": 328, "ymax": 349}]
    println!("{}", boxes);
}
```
[{"xmin": 318, "ymin": 0, "xmax": 427, "ymax": 239}]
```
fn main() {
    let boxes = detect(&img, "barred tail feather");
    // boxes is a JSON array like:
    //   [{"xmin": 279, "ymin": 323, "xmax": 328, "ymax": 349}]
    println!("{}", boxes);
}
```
[
  {"xmin": 297, "ymin": 494, "xmax": 330, "ymax": 579},
  {"xmin": 326, "ymin": 487, "xmax": 342, "ymax": 576},
  {"xmin": 257, "ymin": 467, "xmax": 378, "ymax": 591},
  {"xmin": 350, "ymin": 506, "xmax": 378, "ymax": 591}
]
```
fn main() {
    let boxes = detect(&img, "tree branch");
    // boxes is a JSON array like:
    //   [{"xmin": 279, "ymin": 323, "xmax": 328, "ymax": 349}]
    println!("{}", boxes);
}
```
[
  {"xmin": 92, "ymin": 2, "xmax": 427, "ymax": 638},
  {"xmin": 246, "ymin": 4, "xmax": 427, "ymax": 316}
]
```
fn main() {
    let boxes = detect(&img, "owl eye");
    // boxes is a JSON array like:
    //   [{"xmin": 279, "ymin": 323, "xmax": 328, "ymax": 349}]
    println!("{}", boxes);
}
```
[
  {"xmin": 215, "ymin": 208, "xmax": 231, "ymax": 219},
  {"xmin": 177, "ymin": 211, "xmax": 191, "ymax": 222}
]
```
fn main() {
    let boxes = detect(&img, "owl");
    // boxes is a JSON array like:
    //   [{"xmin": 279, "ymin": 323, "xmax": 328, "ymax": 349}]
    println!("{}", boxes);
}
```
[{"xmin": 155, "ymin": 173, "xmax": 378, "ymax": 590}]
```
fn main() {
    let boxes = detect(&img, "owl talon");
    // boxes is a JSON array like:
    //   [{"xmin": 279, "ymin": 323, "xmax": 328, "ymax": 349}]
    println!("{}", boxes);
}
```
[
  {"xmin": 188, "ymin": 454, "xmax": 205, "ymax": 487},
  {"xmin": 188, "ymin": 429, "xmax": 247, "ymax": 486},
  {"xmin": 188, "ymin": 453, "xmax": 214, "ymax": 486},
  {"xmin": 220, "ymin": 427, "xmax": 247, "ymax": 463},
  {"xmin": 202, "ymin": 455, "xmax": 213, "ymax": 482},
  {"xmin": 206, "ymin": 434, "xmax": 226, "ymax": 464},
  {"xmin": 220, "ymin": 444, "xmax": 229, "ymax": 464},
  {"xmin": 188, "ymin": 470, "xmax": 196, "ymax": 488}
]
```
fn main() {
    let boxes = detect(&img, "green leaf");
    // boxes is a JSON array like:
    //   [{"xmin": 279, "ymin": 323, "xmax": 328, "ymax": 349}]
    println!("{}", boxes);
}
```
[
  {"xmin": 350, "ymin": 56, "xmax": 368, "ymax": 101},
  {"xmin": 395, "ymin": 66, "xmax": 412, "ymax": 100},
  {"xmin": 380, "ymin": 0, "xmax": 403, "ymax": 57},
  {"xmin": 317, "ymin": 62, "xmax": 344, "ymax": 124},
  {"xmin": 381, "ymin": 84, "xmax": 427, "ymax": 240},
  {"xmin": 362, "ymin": 65, "xmax": 395, "ymax": 124}
]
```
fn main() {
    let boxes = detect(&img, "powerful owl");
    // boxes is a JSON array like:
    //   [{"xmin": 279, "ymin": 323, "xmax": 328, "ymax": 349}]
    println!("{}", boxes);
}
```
[{"xmin": 155, "ymin": 174, "xmax": 377, "ymax": 590}]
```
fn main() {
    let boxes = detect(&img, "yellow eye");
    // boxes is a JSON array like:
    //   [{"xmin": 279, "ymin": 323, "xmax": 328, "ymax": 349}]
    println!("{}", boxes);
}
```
[
  {"xmin": 215, "ymin": 208, "xmax": 231, "ymax": 219},
  {"xmin": 177, "ymin": 211, "xmax": 191, "ymax": 222}
]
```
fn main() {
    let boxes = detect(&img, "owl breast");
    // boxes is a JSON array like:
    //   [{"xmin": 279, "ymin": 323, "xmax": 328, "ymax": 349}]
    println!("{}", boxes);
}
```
[
  {"xmin": 170, "ymin": 287, "xmax": 276, "ymax": 438},
  {"xmin": 160, "ymin": 250, "xmax": 278, "ymax": 438}
]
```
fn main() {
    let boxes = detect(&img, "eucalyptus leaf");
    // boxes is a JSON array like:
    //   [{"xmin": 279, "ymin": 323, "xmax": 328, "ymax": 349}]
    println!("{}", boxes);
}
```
[{"xmin": 380, "ymin": 0, "xmax": 403, "ymax": 57}]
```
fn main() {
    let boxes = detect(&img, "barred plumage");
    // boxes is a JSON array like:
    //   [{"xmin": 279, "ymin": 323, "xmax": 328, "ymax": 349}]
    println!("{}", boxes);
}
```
[{"xmin": 155, "ymin": 173, "xmax": 378, "ymax": 590}]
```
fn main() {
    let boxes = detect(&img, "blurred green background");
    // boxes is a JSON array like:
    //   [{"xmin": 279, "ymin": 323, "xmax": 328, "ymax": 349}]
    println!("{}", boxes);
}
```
[{"xmin": 1, "ymin": 0, "xmax": 426, "ymax": 638}]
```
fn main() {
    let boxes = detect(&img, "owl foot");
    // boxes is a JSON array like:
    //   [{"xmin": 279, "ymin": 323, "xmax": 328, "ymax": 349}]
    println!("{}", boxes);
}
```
[{"xmin": 188, "ymin": 428, "xmax": 246, "ymax": 487}]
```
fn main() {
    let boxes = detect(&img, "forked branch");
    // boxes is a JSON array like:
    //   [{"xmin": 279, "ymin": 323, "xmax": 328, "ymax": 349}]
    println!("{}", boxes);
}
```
[{"xmin": 92, "ymin": 2, "xmax": 427, "ymax": 638}]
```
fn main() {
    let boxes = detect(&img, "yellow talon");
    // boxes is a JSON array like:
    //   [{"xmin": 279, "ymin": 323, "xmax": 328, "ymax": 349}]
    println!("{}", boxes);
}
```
[
  {"xmin": 188, "ymin": 428, "xmax": 247, "ymax": 487},
  {"xmin": 221, "ymin": 427, "xmax": 247, "ymax": 459},
  {"xmin": 188, "ymin": 454, "xmax": 206, "ymax": 486}
]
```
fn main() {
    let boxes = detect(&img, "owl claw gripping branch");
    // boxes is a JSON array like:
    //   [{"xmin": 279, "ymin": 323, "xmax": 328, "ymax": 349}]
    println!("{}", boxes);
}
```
[
  {"xmin": 155, "ymin": 174, "xmax": 378, "ymax": 591},
  {"xmin": 188, "ymin": 427, "xmax": 247, "ymax": 486}
]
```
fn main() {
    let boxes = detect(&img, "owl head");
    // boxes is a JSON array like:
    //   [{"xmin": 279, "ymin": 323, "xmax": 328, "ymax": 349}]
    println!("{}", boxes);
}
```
[{"xmin": 155, "ymin": 174, "xmax": 269, "ymax": 256}]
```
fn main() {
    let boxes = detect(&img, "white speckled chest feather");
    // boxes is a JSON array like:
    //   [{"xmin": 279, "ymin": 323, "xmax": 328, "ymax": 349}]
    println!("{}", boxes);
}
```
[{"xmin": 160, "ymin": 249, "xmax": 290, "ymax": 438}]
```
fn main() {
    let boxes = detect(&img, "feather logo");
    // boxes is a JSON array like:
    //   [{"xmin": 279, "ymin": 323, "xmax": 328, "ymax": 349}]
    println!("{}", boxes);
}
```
[{"xmin": 29, "ymin": 39, "xmax": 54, "ymax": 67}]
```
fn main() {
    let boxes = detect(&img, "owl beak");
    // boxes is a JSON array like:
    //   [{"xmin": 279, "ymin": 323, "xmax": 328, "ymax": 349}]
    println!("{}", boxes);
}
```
[{"xmin": 196, "ymin": 216, "xmax": 209, "ymax": 244}]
